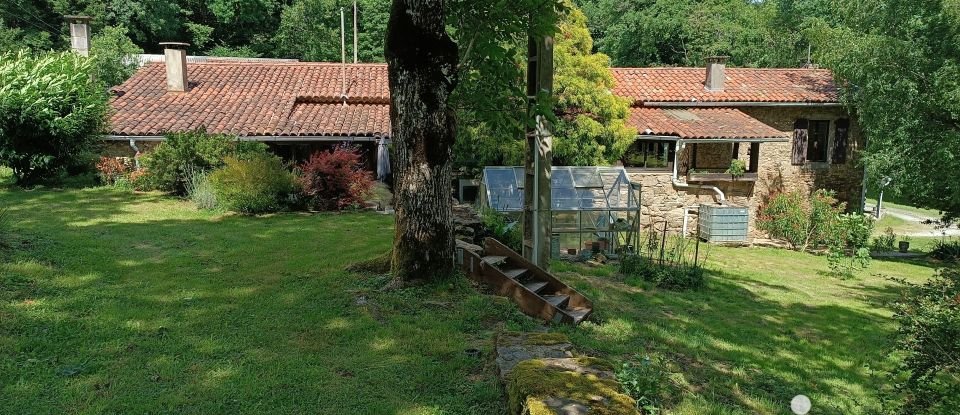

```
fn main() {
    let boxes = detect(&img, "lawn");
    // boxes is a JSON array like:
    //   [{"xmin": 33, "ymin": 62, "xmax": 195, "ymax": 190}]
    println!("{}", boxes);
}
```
[
  {"xmin": 1, "ymin": 172, "xmax": 939, "ymax": 415},
  {"xmin": 0, "ymin": 173, "xmax": 537, "ymax": 414},
  {"xmin": 866, "ymin": 197, "xmax": 942, "ymax": 219},
  {"xmin": 551, "ymin": 246, "xmax": 935, "ymax": 415}
]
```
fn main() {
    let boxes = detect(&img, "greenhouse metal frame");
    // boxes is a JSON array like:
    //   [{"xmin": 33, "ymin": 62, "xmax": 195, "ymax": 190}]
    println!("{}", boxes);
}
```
[{"xmin": 480, "ymin": 166, "xmax": 642, "ymax": 256}]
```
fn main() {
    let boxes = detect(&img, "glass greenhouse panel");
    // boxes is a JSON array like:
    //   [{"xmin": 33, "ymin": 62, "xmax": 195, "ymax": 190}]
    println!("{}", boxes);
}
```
[{"xmin": 481, "ymin": 166, "xmax": 642, "ymax": 256}]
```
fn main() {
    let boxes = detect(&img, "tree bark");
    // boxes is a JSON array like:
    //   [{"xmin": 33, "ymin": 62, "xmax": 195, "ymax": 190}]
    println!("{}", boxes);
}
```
[{"xmin": 385, "ymin": 0, "xmax": 459, "ymax": 283}]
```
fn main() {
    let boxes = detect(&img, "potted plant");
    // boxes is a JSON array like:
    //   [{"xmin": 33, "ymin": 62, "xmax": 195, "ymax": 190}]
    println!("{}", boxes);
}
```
[
  {"xmin": 899, "ymin": 236, "xmax": 912, "ymax": 253},
  {"xmin": 727, "ymin": 159, "xmax": 747, "ymax": 180}
]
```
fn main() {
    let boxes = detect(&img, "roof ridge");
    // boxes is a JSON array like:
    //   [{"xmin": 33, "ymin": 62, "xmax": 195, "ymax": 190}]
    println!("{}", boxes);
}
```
[
  {"xmin": 611, "ymin": 66, "xmax": 829, "ymax": 71},
  {"xmin": 182, "ymin": 61, "xmax": 389, "ymax": 67}
]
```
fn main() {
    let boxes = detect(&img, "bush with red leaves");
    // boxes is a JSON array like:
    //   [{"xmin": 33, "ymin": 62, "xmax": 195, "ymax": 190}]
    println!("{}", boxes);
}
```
[
  {"xmin": 298, "ymin": 145, "xmax": 374, "ymax": 211},
  {"xmin": 95, "ymin": 156, "xmax": 133, "ymax": 186}
]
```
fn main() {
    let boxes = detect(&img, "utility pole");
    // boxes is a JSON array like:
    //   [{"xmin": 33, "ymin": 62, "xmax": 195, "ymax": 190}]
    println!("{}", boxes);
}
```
[
  {"xmin": 353, "ymin": 1, "xmax": 358, "ymax": 64},
  {"xmin": 523, "ymin": 33, "xmax": 554, "ymax": 269}
]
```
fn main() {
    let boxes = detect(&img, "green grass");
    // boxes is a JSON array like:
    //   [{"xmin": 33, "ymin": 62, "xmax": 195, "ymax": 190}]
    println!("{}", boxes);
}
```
[
  {"xmin": 0, "ymin": 167, "xmax": 941, "ymax": 414},
  {"xmin": 874, "ymin": 212, "xmax": 930, "ymax": 235},
  {"xmin": 0, "ymin": 171, "xmax": 536, "ymax": 414},
  {"xmin": 866, "ymin": 197, "xmax": 942, "ymax": 219},
  {"xmin": 551, "ymin": 246, "xmax": 936, "ymax": 415}
]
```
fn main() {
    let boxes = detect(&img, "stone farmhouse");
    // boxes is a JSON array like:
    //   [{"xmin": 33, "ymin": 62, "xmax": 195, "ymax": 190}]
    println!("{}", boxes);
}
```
[
  {"xmin": 106, "ymin": 43, "xmax": 863, "ymax": 240},
  {"xmin": 611, "ymin": 58, "xmax": 863, "ymax": 237}
]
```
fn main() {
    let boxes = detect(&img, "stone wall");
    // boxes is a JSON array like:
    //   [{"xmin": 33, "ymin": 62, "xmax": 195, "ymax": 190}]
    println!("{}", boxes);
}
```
[
  {"xmin": 628, "ymin": 106, "xmax": 865, "ymax": 241},
  {"xmin": 100, "ymin": 140, "xmax": 159, "ymax": 158}
]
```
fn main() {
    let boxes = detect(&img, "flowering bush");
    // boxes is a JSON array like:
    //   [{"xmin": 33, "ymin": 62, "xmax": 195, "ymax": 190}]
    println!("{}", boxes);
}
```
[
  {"xmin": 298, "ymin": 146, "xmax": 374, "ymax": 211},
  {"xmin": 95, "ymin": 157, "xmax": 133, "ymax": 186}
]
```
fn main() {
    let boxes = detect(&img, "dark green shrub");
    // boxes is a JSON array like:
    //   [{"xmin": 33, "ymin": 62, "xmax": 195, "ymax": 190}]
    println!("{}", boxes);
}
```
[
  {"xmin": 209, "ymin": 154, "xmax": 296, "ymax": 214},
  {"xmin": 479, "ymin": 207, "xmax": 522, "ymax": 252},
  {"xmin": 930, "ymin": 239, "xmax": 960, "ymax": 262},
  {"xmin": 620, "ymin": 254, "xmax": 705, "ymax": 290},
  {"xmin": 138, "ymin": 130, "xmax": 268, "ymax": 194},
  {"xmin": 884, "ymin": 268, "xmax": 960, "ymax": 415},
  {"xmin": 0, "ymin": 51, "xmax": 107, "ymax": 185}
]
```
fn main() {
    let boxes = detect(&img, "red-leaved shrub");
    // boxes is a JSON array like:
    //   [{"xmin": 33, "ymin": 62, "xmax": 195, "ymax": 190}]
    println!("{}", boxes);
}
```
[
  {"xmin": 95, "ymin": 156, "xmax": 133, "ymax": 185},
  {"xmin": 299, "ymin": 145, "xmax": 374, "ymax": 210}
]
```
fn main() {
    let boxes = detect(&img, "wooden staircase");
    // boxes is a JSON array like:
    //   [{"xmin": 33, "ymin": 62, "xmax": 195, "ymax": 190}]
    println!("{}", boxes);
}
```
[{"xmin": 458, "ymin": 238, "xmax": 593, "ymax": 325}]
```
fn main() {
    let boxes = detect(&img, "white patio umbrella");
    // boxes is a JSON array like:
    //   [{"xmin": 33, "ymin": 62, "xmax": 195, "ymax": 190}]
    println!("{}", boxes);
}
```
[{"xmin": 376, "ymin": 138, "xmax": 390, "ymax": 181}]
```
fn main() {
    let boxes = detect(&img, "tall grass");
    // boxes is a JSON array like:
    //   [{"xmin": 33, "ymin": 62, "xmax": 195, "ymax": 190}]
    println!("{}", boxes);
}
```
[{"xmin": 185, "ymin": 167, "xmax": 218, "ymax": 210}]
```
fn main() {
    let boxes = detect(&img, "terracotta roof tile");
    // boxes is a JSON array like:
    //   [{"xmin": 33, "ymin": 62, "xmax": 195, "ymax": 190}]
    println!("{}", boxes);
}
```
[
  {"xmin": 108, "ymin": 62, "xmax": 838, "ymax": 137},
  {"xmin": 612, "ymin": 67, "xmax": 838, "ymax": 104},
  {"xmin": 108, "ymin": 62, "xmax": 389, "ymax": 137},
  {"xmin": 628, "ymin": 108, "xmax": 788, "ymax": 140}
]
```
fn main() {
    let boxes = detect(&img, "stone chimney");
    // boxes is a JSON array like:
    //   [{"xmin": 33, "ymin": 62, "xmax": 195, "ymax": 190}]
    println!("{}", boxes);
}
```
[
  {"xmin": 65, "ymin": 15, "xmax": 92, "ymax": 57},
  {"xmin": 705, "ymin": 56, "xmax": 728, "ymax": 92},
  {"xmin": 159, "ymin": 42, "xmax": 190, "ymax": 92}
]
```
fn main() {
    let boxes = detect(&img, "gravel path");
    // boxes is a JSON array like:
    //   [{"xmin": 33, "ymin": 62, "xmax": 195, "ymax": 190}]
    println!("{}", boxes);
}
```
[{"xmin": 876, "ymin": 205, "xmax": 960, "ymax": 237}]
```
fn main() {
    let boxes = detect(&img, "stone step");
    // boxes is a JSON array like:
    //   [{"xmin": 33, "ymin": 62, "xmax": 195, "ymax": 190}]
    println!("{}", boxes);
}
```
[
  {"xmin": 523, "ymin": 280, "xmax": 549, "ymax": 294},
  {"xmin": 501, "ymin": 267, "xmax": 528, "ymax": 279},
  {"xmin": 543, "ymin": 294, "xmax": 570, "ymax": 309},
  {"xmin": 563, "ymin": 307, "xmax": 592, "ymax": 325}
]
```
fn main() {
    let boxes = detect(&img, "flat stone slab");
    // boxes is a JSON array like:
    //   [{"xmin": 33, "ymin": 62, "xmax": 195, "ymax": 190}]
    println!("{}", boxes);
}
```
[
  {"xmin": 495, "ymin": 332, "xmax": 574, "ymax": 380},
  {"xmin": 871, "ymin": 251, "xmax": 926, "ymax": 259}
]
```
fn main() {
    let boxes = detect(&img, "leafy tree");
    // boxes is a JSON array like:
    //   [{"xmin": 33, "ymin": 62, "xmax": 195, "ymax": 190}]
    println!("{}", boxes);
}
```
[
  {"xmin": 452, "ymin": 1, "xmax": 633, "ymax": 169},
  {"xmin": 807, "ymin": 0, "xmax": 960, "ymax": 221},
  {"xmin": 386, "ymin": 0, "xmax": 562, "ymax": 283},
  {"xmin": 275, "ymin": 0, "xmax": 389, "ymax": 62},
  {"xmin": 90, "ymin": 25, "xmax": 143, "ymax": 86},
  {"xmin": 886, "ymin": 267, "xmax": 960, "ymax": 415},
  {"xmin": 575, "ymin": 0, "xmax": 802, "ymax": 67},
  {"xmin": 0, "ymin": 51, "xmax": 107, "ymax": 184},
  {"xmin": 552, "ymin": 4, "xmax": 635, "ymax": 165}
]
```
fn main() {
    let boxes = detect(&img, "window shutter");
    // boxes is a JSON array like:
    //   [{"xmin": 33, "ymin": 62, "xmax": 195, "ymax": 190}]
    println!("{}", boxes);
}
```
[
  {"xmin": 791, "ymin": 118, "xmax": 809, "ymax": 165},
  {"xmin": 832, "ymin": 118, "xmax": 850, "ymax": 164}
]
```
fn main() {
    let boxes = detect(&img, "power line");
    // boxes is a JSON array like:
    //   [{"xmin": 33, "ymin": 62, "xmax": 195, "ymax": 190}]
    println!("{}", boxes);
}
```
[{"xmin": 4, "ymin": 2, "xmax": 63, "ymax": 34}]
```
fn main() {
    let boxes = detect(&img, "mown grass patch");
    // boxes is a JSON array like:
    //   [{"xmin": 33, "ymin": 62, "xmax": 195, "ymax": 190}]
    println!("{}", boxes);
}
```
[
  {"xmin": 552, "ymin": 245, "xmax": 936, "ymax": 415},
  {"xmin": 0, "ymin": 179, "xmax": 536, "ymax": 414}
]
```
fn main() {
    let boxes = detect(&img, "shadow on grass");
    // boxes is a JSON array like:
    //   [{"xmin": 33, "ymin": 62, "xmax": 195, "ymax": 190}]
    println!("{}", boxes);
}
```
[
  {"xmin": 555, "ymin": 264, "xmax": 914, "ymax": 415},
  {"xmin": 1, "ymin": 186, "xmax": 520, "ymax": 414}
]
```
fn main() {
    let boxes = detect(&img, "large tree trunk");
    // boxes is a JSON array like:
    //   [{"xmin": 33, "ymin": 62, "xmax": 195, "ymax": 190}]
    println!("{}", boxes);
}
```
[{"xmin": 385, "ymin": 0, "xmax": 459, "ymax": 283}]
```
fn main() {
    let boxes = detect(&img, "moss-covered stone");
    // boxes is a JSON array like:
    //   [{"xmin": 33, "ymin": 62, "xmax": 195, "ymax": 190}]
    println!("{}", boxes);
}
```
[
  {"xmin": 507, "ymin": 357, "xmax": 638, "ymax": 415},
  {"xmin": 496, "ymin": 331, "xmax": 570, "ymax": 347}
]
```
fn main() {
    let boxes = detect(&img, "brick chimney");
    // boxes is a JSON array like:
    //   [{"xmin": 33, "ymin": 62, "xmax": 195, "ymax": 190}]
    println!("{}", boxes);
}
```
[
  {"xmin": 65, "ymin": 15, "xmax": 92, "ymax": 57},
  {"xmin": 705, "ymin": 56, "xmax": 728, "ymax": 92},
  {"xmin": 159, "ymin": 42, "xmax": 189, "ymax": 92}
]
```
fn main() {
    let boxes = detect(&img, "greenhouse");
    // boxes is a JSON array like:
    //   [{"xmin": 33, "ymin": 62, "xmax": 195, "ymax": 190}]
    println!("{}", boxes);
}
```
[{"xmin": 480, "ymin": 166, "xmax": 642, "ymax": 257}]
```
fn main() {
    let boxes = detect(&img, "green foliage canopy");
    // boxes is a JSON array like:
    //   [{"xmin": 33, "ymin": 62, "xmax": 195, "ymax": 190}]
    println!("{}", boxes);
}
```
[
  {"xmin": 807, "ymin": 0, "xmax": 960, "ymax": 221},
  {"xmin": 552, "ymin": 5, "xmax": 635, "ymax": 166},
  {"xmin": 0, "ymin": 51, "xmax": 107, "ymax": 184},
  {"xmin": 90, "ymin": 25, "xmax": 143, "ymax": 86}
]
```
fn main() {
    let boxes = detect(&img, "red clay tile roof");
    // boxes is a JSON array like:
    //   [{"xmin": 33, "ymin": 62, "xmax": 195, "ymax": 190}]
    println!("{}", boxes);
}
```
[
  {"xmin": 108, "ymin": 62, "xmax": 389, "ymax": 137},
  {"xmin": 612, "ymin": 67, "xmax": 838, "ymax": 104},
  {"xmin": 108, "ymin": 62, "xmax": 838, "ymax": 138},
  {"xmin": 628, "ymin": 107, "xmax": 788, "ymax": 140}
]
